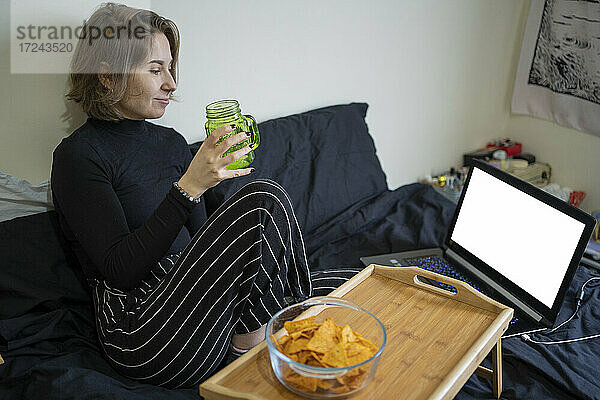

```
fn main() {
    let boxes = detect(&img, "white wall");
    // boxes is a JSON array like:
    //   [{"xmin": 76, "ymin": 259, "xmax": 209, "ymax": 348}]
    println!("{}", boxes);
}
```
[
  {"xmin": 153, "ymin": 0, "xmax": 524, "ymax": 190},
  {"xmin": 2, "ymin": 0, "xmax": 599, "ymax": 211}
]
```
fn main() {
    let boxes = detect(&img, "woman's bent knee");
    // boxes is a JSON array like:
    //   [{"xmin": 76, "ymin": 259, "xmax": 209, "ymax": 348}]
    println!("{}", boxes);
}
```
[
  {"xmin": 234, "ymin": 179, "xmax": 292, "ymax": 206},
  {"xmin": 239, "ymin": 178, "xmax": 286, "ymax": 195}
]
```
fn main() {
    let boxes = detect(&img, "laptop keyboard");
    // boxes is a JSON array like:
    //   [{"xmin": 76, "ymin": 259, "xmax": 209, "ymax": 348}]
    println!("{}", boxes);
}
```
[{"xmin": 401, "ymin": 255, "xmax": 519, "ymax": 326}]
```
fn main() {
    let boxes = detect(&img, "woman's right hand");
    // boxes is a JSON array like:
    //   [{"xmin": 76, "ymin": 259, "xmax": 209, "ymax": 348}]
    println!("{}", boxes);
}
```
[{"xmin": 177, "ymin": 124, "xmax": 254, "ymax": 198}]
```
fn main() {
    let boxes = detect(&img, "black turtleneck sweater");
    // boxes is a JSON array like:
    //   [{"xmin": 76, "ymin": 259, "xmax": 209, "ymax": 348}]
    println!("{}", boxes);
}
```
[{"xmin": 51, "ymin": 117, "xmax": 207, "ymax": 291}]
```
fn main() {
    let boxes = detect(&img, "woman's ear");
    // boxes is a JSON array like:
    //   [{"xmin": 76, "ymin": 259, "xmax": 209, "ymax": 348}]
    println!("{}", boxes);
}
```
[{"xmin": 98, "ymin": 61, "xmax": 113, "ymax": 89}]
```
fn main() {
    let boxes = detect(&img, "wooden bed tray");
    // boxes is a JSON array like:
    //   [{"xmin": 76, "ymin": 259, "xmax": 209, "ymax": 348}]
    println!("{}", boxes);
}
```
[{"xmin": 200, "ymin": 265, "xmax": 514, "ymax": 400}]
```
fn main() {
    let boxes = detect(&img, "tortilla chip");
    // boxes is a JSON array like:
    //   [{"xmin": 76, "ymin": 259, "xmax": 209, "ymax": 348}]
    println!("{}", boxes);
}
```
[
  {"xmin": 286, "ymin": 337, "xmax": 310, "ymax": 354},
  {"xmin": 275, "ymin": 342, "xmax": 284, "ymax": 354},
  {"xmin": 290, "ymin": 331, "xmax": 304, "ymax": 340},
  {"xmin": 330, "ymin": 385, "xmax": 351, "ymax": 394},
  {"xmin": 284, "ymin": 316, "xmax": 317, "ymax": 334},
  {"xmin": 344, "ymin": 341, "xmax": 364, "ymax": 357},
  {"xmin": 306, "ymin": 318, "xmax": 337, "ymax": 353},
  {"xmin": 358, "ymin": 337, "xmax": 378, "ymax": 352},
  {"xmin": 317, "ymin": 379, "xmax": 335, "ymax": 390},
  {"xmin": 343, "ymin": 368, "xmax": 368, "ymax": 389},
  {"xmin": 285, "ymin": 372, "xmax": 318, "ymax": 392},
  {"xmin": 296, "ymin": 350, "xmax": 314, "ymax": 364},
  {"xmin": 300, "ymin": 329, "xmax": 315, "ymax": 339},
  {"xmin": 306, "ymin": 357, "xmax": 323, "ymax": 367},
  {"xmin": 321, "ymin": 342, "xmax": 348, "ymax": 368},
  {"xmin": 345, "ymin": 342, "xmax": 374, "ymax": 365},
  {"xmin": 277, "ymin": 334, "xmax": 290, "ymax": 346},
  {"xmin": 339, "ymin": 325, "xmax": 358, "ymax": 345}
]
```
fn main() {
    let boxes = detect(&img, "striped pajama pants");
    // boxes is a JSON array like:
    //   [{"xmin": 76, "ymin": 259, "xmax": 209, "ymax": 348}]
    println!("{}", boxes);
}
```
[{"xmin": 90, "ymin": 179, "xmax": 362, "ymax": 389}]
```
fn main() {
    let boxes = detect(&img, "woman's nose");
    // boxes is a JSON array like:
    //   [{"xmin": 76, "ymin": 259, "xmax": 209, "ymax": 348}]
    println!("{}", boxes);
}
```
[{"xmin": 163, "ymin": 70, "xmax": 176, "ymax": 92}]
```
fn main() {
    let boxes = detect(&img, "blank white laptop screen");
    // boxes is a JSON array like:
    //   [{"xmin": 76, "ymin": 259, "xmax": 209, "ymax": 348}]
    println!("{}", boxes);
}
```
[{"xmin": 451, "ymin": 167, "xmax": 586, "ymax": 308}]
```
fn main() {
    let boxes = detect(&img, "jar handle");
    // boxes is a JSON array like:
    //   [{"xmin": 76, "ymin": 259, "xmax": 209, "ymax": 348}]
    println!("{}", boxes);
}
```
[{"xmin": 243, "ymin": 114, "xmax": 260, "ymax": 150}]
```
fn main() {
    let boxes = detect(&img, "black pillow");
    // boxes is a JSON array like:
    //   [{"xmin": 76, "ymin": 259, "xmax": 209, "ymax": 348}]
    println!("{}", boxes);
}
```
[
  {"xmin": 199, "ymin": 103, "xmax": 388, "ymax": 234},
  {"xmin": 0, "ymin": 211, "xmax": 90, "ymax": 320}
]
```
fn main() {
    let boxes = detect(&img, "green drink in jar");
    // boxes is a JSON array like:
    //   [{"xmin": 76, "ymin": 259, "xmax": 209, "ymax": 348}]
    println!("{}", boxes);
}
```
[{"xmin": 205, "ymin": 99, "xmax": 260, "ymax": 170}]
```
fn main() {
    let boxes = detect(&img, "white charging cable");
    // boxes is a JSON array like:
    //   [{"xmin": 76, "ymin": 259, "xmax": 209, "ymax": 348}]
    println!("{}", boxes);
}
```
[
  {"xmin": 520, "ymin": 332, "xmax": 600, "ymax": 345},
  {"xmin": 517, "ymin": 277, "xmax": 600, "ymax": 345}
]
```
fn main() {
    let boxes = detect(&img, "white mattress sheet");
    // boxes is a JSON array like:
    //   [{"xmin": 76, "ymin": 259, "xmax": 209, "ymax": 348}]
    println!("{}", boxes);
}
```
[{"xmin": 0, "ymin": 172, "xmax": 53, "ymax": 222}]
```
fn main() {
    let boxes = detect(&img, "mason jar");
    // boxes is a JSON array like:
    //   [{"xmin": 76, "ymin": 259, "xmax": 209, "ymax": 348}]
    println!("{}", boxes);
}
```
[{"xmin": 205, "ymin": 99, "xmax": 260, "ymax": 170}]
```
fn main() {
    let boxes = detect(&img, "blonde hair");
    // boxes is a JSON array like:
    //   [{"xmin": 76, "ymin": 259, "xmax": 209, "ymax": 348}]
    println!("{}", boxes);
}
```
[{"xmin": 66, "ymin": 3, "xmax": 180, "ymax": 121}]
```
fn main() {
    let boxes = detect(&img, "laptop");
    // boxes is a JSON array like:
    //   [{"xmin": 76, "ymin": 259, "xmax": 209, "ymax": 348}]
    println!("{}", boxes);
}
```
[{"xmin": 360, "ymin": 159, "xmax": 596, "ymax": 336}]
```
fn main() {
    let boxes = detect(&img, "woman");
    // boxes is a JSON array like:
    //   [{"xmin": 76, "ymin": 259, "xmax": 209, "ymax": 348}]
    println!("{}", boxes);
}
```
[{"xmin": 51, "ymin": 3, "xmax": 359, "ymax": 389}]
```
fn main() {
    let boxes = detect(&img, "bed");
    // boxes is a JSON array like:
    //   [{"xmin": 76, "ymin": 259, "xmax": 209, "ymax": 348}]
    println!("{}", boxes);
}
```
[{"xmin": 1, "ymin": 103, "xmax": 599, "ymax": 399}]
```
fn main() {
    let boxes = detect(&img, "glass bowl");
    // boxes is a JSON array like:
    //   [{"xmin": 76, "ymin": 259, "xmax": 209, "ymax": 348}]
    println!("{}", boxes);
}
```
[{"xmin": 265, "ymin": 297, "xmax": 386, "ymax": 399}]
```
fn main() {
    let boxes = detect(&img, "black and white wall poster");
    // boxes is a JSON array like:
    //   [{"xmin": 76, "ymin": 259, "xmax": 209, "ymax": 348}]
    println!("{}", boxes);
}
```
[{"xmin": 512, "ymin": 0, "xmax": 600, "ymax": 137}]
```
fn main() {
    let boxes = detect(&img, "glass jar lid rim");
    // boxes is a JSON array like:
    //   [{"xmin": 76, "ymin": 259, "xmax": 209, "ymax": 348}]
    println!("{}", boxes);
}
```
[{"xmin": 206, "ymin": 99, "xmax": 240, "ymax": 111}]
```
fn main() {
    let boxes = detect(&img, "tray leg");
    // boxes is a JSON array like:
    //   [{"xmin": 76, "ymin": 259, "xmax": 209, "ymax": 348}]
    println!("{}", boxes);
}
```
[
  {"xmin": 474, "ymin": 339, "xmax": 502, "ymax": 398},
  {"xmin": 491, "ymin": 339, "xmax": 502, "ymax": 398}
]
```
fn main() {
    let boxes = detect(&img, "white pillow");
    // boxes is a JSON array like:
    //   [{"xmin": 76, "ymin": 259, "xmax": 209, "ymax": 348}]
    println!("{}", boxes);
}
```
[{"xmin": 0, "ymin": 172, "xmax": 53, "ymax": 222}]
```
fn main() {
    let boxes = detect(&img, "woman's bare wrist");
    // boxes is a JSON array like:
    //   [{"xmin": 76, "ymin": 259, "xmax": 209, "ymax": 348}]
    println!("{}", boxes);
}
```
[{"xmin": 177, "ymin": 175, "xmax": 205, "ymax": 198}]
